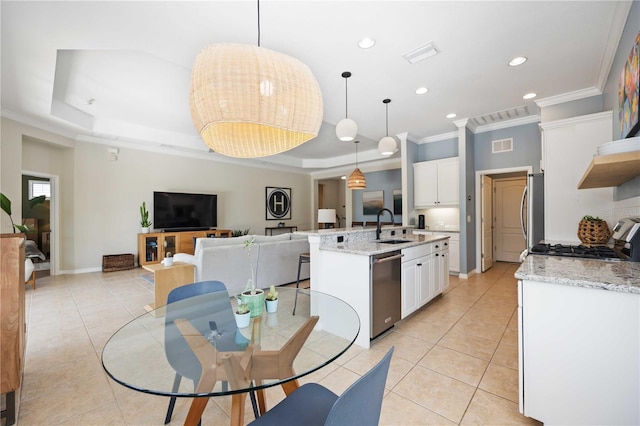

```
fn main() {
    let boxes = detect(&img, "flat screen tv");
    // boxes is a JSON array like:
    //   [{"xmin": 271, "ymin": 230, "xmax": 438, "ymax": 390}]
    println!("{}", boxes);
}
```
[{"xmin": 153, "ymin": 191, "xmax": 217, "ymax": 231}]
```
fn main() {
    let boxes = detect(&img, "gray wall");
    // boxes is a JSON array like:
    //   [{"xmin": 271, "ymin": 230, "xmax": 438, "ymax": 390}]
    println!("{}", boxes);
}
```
[
  {"xmin": 418, "ymin": 138, "xmax": 458, "ymax": 161},
  {"xmin": 474, "ymin": 123, "xmax": 542, "ymax": 173},
  {"xmin": 352, "ymin": 168, "xmax": 402, "ymax": 224}
]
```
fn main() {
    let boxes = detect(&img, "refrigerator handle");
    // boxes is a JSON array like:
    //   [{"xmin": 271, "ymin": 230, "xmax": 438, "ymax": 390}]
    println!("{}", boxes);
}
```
[{"xmin": 520, "ymin": 185, "xmax": 528, "ymax": 241}]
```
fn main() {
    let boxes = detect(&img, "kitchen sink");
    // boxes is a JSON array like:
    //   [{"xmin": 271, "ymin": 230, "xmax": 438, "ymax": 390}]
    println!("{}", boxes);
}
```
[{"xmin": 377, "ymin": 239, "xmax": 411, "ymax": 244}]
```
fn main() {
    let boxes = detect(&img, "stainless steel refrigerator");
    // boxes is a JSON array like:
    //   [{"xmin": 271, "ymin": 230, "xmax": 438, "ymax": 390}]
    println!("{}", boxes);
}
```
[{"xmin": 520, "ymin": 173, "xmax": 545, "ymax": 250}]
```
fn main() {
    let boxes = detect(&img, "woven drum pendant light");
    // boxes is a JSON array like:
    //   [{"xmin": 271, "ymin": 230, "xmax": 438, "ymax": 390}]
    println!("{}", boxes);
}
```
[
  {"xmin": 348, "ymin": 140, "xmax": 366, "ymax": 189},
  {"xmin": 378, "ymin": 98, "xmax": 397, "ymax": 156},
  {"xmin": 335, "ymin": 71, "xmax": 358, "ymax": 142},
  {"xmin": 189, "ymin": 2, "xmax": 323, "ymax": 158}
]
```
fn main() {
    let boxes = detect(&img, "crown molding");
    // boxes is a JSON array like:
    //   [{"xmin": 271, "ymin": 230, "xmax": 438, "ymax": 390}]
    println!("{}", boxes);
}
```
[
  {"xmin": 474, "ymin": 115, "xmax": 541, "ymax": 134},
  {"xmin": 535, "ymin": 87, "xmax": 602, "ymax": 108},
  {"xmin": 595, "ymin": 1, "xmax": 633, "ymax": 91}
]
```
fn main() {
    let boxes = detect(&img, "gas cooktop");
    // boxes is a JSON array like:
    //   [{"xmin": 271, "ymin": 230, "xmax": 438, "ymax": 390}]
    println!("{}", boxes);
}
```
[{"xmin": 529, "ymin": 243, "xmax": 622, "ymax": 260}]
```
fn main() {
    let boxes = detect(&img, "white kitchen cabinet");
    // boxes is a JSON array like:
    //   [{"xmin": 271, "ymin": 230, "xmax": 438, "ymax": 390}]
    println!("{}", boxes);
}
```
[
  {"xmin": 401, "ymin": 243, "xmax": 434, "ymax": 318},
  {"xmin": 413, "ymin": 157, "xmax": 459, "ymax": 207},
  {"xmin": 541, "ymin": 111, "xmax": 613, "ymax": 242},
  {"xmin": 433, "ymin": 241, "xmax": 449, "ymax": 295},
  {"xmin": 518, "ymin": 279, "xmax": 639, "ymax": 425},
  {"xmin": 413, "ymin": 231, "xmax": 459, "ymax": 273}
]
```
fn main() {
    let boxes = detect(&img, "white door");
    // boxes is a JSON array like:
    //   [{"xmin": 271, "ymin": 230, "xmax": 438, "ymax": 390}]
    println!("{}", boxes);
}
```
[
  {"xmin": 481, "ymin": 175, "xmax": 494, "ymax": 271},
  {"xmin": 494, "ymin": 177, "xmax": 526, "ymax": 262}
]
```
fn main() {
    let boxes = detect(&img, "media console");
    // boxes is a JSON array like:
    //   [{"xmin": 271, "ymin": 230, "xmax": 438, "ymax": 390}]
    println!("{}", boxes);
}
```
[{"xmin": 137, "ymin": 229, "xmax": 231, "ymax": 266}]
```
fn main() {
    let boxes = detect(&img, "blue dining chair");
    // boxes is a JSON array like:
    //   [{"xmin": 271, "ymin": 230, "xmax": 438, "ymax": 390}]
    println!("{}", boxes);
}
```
[
  {"xmin": 163, "ymin": 280, "xmax": 252, "ymax": 424},
  {"xmin": 248, "ymin": 346, "xmax": 394, "ymax": 426}
]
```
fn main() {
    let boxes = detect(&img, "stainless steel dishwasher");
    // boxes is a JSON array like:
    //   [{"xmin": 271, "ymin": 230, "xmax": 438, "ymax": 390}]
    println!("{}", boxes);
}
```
[{"xmin": 370, "ymin": 250, "xmax": 402, "ymax": 339}]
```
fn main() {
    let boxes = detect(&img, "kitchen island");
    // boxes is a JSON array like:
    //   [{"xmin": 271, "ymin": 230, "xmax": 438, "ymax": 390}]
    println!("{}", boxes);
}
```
[
  {"xmin": 515, "ymin": 255, "xmax": 640, "ymax": 425},
  {"xmin": 297, "ymin": 226, "xmax": 449, "ymax": 348}
]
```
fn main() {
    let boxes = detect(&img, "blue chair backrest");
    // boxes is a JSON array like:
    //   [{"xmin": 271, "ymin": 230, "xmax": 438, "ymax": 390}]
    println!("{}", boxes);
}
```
[
  {"xmin": 324, "ymin": 347, "xmax": 394, "ymax": 426},
  {"xmin": 164, "ymin": 281, "xmax": 240, "ymax": 382}
]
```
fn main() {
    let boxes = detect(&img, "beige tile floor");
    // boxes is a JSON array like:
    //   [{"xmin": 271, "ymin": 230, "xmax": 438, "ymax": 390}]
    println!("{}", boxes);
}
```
[{"xmin": 16, "ymin": 262, "xmax": 541, "ymax": 425}]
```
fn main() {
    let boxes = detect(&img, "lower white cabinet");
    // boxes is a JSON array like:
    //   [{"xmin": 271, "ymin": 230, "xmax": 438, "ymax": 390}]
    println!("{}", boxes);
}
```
[
  {"xmin": 413, "ymin": 231, "xmax": 459, "ymax": 273},
  {"xmin": 518, "ymin": 279, "xmax": 639, "ymax": 425},
  {"xmin": 401, "ymin": 239, "xmax": 449, "ymax": 319}
]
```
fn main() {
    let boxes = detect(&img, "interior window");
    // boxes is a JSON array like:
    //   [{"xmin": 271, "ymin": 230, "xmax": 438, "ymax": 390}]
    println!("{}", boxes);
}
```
[{"xmin": 29, "ymin": 180, "xmax": 51, "ymax": 199}]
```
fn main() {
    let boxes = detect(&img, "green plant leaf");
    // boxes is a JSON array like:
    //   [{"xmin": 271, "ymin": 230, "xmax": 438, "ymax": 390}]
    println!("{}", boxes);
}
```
[
  {"xmin": 1, "ymin": 192, "xmax": 12, "ymax": 216},
  {"xmin": 28, "ymin": 195, "xmax": 46, "ymax": 209}
]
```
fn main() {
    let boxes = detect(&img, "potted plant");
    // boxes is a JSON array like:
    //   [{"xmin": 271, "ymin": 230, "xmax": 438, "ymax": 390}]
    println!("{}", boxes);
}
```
[
  {"xmin": 265, "ymin": 285, "xmax": 279, "ymax": 313},
  {"xmin": 140, "ymin": 201, "xmax": 152, "ymax": 233},
  {"xmin": 241, "ymin": 236, "xmax": 264, "ymax": 317},
  {"xmin": 1, "ymin": 193, "xmax": 46, "ymax": 233},
  {"xmin": 234, "ymin": 298, "xmax": 251, "ymax": 328}
]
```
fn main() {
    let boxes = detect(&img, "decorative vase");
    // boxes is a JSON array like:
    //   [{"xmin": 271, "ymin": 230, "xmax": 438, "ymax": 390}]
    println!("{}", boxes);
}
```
[
  {"xmin": 234, "ymin": 311, "xmax": 251, "ymax": 328},
  {"xmin": 241, "ymin": 289, "xmax": 264, "ymax": 318},
  {"xmin": 265, "ymin": 299, "xmax": 278, "ymax": 313},
  {"xmin": 141, "ymin": 227, "xmax": 150, "ymax": 234}
]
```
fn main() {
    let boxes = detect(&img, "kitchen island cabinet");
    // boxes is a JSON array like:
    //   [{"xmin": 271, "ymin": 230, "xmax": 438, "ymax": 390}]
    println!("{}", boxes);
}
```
[
  {"xmin": 516, "ymin": 255, "xmax": 640, "ymax": 425},
  {"xmin": 299, "ymin": 227, "xmax": 448, "ymax": 348}
]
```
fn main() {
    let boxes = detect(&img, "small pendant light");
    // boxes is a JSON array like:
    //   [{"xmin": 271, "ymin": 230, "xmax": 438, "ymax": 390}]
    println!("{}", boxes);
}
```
[
  {"xmin": 348, "ymin": 140, "xmax": 366, "ymax": 189},
  {"xmin": 335, "ymin": 72, "xmax": 358, "ymax": 142},
  {"xmin": 378, "ymin": 99, "xmax": 397, "ymax": 156}
]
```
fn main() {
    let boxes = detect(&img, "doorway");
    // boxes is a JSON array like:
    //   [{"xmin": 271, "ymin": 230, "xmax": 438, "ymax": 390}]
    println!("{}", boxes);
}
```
[
  {"xmin": 22, "ymin": 171, "xmax": 59, "ymax": 276},
  {"xmin": 475, "ymin": 167, "xmax": 531, "ymax": 272}
]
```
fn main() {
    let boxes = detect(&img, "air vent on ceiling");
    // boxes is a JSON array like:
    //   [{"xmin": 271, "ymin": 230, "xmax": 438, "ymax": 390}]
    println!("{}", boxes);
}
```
[
  {"xmin": 402, "ymin": 42, "xmax": 440, "ymax": 64},
  {"xmin": 492, "ymin": 138, "xmax": 513, "ymax": 153},
  {"xmin": 471, "ymin": 106, "xmax": 531, "ymax": 127}
]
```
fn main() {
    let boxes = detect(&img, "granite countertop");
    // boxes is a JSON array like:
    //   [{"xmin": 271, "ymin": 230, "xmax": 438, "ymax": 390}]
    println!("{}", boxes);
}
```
[
  {"xmin": 515, "ymin": 255, "xmax": 640, "ymax": 294},
  {"xmin": 320, "ymin": 233, "xmax": 449, "ymax": 256}
]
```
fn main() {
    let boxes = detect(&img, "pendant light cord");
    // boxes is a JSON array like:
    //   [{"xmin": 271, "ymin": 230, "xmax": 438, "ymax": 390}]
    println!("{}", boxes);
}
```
[
  {"xmin": 345, "ymin": 77, "xmax": 349, "ymax": 118},
  {"xmin": 257, "ymin": 0, "xmax": 261, "ymax": 47},
  {"xmin": 385, "ymin": 103, "xmax": 389, "ymax": 136}
]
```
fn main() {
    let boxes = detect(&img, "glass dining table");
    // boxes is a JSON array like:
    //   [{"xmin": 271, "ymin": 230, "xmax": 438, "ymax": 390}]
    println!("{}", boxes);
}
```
[{"xmin": 102, "ymin": 287, "xmax": 360, "ymax": 426}]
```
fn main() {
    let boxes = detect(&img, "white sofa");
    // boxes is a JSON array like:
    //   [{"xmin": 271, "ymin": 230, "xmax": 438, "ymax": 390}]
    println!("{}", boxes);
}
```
[{"xmin": 173, "ymin": 233, "xmax": 310, "ymax": 295}]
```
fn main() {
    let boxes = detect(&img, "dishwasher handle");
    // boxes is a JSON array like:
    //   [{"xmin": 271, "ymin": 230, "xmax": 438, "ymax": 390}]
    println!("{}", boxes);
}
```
[{"xmin": 373, "ymin": 253, "xmax": 403, "ymax": 264}]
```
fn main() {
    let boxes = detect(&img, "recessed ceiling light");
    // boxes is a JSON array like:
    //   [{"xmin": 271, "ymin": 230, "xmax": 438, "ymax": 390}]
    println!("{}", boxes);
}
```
[
  {"xmin": 358, "ymin": 38, "xmax": 375, "ymax": 49},
  {"xmin": 446, "ymin": 113, "xmax": 457, "ymax": 119},
  {"xmin": 340, "ymin": 175, "xmax": 346, "ymax": 180},
  {"xmin": 415, "ymin": 87, "xmax": 429, "ymax": 95},
  {"xmin": 523, "ymin": 92, "xmax": 537, "ymax": 100},
  {"xmin": 509, "ymin": 56, "xmax": 527, "ymax": 67}
]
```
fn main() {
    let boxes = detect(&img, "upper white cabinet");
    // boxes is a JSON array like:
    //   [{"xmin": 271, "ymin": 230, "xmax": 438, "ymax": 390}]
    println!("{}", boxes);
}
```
[{"xmin": 413, "ymin": 157, "xmax": 459, "ymax": 207}]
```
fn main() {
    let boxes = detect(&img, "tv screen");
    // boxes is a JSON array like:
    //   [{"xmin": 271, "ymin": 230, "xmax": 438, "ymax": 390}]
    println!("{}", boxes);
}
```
[{"xmin": 153, "ymin": 191, "xmax": 217, "ymax": 231}]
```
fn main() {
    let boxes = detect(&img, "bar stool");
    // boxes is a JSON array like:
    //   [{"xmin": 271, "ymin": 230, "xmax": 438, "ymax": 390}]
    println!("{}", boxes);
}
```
[{"xmin": 292, "ymin": 252, "xmax": 310, "ymax": 315}]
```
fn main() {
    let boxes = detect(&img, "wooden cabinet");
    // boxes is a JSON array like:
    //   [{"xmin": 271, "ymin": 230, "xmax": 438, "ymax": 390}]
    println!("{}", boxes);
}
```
[
  {"xmin": 413, "ymin": 157, "xmax": 459, "ymax": 207},
  {"xmin": 137, "ymin": 229, "xmax": 231, "ymax": 266},
  {"xmin": 1, "ymin": 234, "xmax": 26, "ymax": 425}
]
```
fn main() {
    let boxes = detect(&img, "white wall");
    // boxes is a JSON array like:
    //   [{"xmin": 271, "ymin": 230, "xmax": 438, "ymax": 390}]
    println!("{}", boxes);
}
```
[{"xmin": 3, "ymin": 118, "xmax": 313, "ymax": 273}]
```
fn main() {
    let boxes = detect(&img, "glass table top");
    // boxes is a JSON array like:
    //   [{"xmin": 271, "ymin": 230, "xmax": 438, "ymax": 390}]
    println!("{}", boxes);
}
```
[{"xmin": 101, "ymin": 287, "xmax": 360, "ymax": 398}]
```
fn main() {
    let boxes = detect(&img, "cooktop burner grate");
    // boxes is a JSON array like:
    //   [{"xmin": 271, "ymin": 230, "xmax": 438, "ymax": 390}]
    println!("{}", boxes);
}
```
[{"xmin": 530, "ymin": 243, "xmax": 621, "ymax": 260}]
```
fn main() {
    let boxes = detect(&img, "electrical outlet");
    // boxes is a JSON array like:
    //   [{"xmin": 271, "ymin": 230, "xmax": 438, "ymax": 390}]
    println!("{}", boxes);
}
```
[
  {"xmin": 467, "ymin": 215, "xmax": 471, "ymax": 223},
  {"xmin": 337, "ymin": 235, "xmax": 344, "ymax": 243}
]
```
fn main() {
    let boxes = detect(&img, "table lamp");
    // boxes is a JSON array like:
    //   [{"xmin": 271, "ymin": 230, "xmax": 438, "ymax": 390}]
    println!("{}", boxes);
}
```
[{"xmin": 318, "ymin": 209, "xmax": 336, "ymax": 229}]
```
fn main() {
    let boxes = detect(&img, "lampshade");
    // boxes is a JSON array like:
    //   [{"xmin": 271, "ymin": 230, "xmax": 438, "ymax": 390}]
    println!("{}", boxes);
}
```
[
  {"xmin": 347, "ymin": 140, "xmax": 366, "ymax": 189},
  {"xmin": 378, "ymin": 98, "xmax": 397, "ymax": 156},
  {"xmin": 336, "ymin": 118, "xmax": 358, "ymax": 142},
  {"xmin": 348, "ymin": 168, "xmax": 366, "ymax": 189},
  {"xmin": 189, "ymin": 43, "xmax": 324, "ymax": 158},
  {"xmin": 318, "ymin": 209, "xmax": 336, "ymax": 225},
  {"xmin": 335, "ymin": 71, "xmax": 358, "ymax": 142},
  {"xmin": 378, "ymin": 136, "xmax": 397, "ymax": 156}
]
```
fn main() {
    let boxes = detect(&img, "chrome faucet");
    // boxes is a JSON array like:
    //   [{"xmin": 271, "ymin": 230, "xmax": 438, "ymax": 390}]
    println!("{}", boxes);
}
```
[{"xmin": 376, "ymin": 208, "xmax": 395, "ymax": 240}]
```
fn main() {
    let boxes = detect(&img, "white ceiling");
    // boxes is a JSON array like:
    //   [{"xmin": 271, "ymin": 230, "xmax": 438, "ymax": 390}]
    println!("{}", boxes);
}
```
[{"xmin": 0, "ymin": 1, "xmax": 631, "ymax": 172}]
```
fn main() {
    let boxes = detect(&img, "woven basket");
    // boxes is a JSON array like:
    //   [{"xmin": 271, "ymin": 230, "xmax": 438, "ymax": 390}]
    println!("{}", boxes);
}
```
[
  {"xmin": 102, "ymin": 254, "xmax": 135, "ymax": 272},
  {"xmin": 577, "ymin": 220, "xmax": 612, "ymax": 246}
]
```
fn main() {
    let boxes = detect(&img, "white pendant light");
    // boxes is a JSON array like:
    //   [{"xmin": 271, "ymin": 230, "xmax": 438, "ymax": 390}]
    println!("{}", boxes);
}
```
[
  {"xmin": 189, "ymin": 1, "xmax": 323, "ymax": 158},
  {"xmin": 336, "ymin": 71, "xmax": 358, "ymax": 142},
  {"xmin": 378, "ymin": 99, "xmax": 397, "ymax": 156},
  {"xmin": 348, "ymin": 140, "xmax": 366, "ymax": 189}
]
